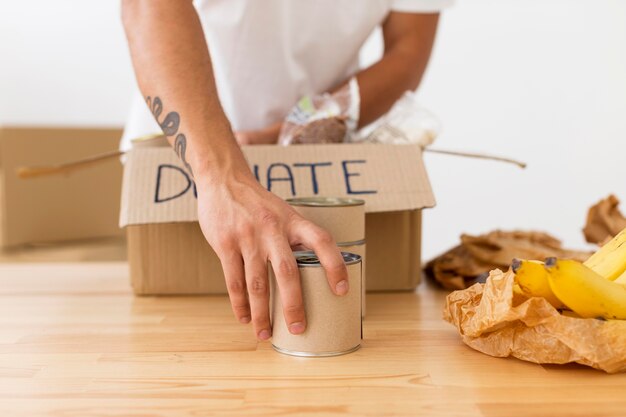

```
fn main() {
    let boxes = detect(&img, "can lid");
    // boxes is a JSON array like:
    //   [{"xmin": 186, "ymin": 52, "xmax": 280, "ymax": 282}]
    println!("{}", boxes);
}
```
[
  {"xmin": 287, "ymin": 197, "xmax": 365, "ymax": 207},
  {"xmin": 294, "ymin": 251, "xmax": 361, "ymax": 267}
]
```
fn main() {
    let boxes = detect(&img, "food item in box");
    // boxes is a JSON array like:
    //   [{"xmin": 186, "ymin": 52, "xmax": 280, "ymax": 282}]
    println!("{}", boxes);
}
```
[
  {"xmin": 290, "ymin": 117, "xmax": 347, "ymax": 144},
  {"xmin": 359, "ymin": 91, "xmax": 439, "ymax": 147},
  {"xmin": 279, "ymin": 78, "xmax": 359, "ymax": 145}
]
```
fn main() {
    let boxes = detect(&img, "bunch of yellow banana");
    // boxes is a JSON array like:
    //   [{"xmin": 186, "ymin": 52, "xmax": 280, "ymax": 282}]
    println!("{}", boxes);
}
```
[{"xmin": 511, "ymin": 227, "xmax": 626, "ymax": 319}]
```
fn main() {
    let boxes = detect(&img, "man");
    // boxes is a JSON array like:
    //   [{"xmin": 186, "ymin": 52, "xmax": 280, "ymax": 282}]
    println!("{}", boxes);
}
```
[{"xmin": 121, "ymin": 0, "xmax": 450, "ymax": 342}]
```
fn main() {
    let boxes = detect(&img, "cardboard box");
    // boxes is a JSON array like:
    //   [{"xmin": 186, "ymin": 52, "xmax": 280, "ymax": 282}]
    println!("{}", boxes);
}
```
[
  {"xmin": 120, "ymin": 144, "xmax": 435, "ymax": 294},
  {"xmin": 0, "ymin": 126, "xmax": 124, "ymax": 247}
]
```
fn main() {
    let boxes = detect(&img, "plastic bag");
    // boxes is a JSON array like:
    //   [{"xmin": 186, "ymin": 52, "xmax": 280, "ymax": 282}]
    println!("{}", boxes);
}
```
[
  {"xmin": 357, "ymin": 91, "xmax": 440, "ymax": 147},
  {"xmin": 278, "ymin": 78, "xmax": 360, "ymax": 145}
]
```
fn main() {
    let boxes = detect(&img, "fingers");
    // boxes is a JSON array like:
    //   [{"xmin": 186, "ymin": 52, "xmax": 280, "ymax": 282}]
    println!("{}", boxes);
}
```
[
  {"xmin": 294, "ymin": 221, "xmax": 349, "ymax": 296},
  {"xmin": 220, "ymin": 251, "xmax": 251, "ymax": 324},
  {"xmin": 267, "ymin": 238, "xmax": 306, "ymax": 335},
  {"xmin": 243, "ymin": 250, "xmax": 272, "ymax": 341}
]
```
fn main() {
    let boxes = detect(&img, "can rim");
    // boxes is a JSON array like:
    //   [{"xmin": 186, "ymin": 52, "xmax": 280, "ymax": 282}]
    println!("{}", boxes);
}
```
[
  {"xmin": 336, "ymin": 239, "xmax": 366, "ymax": 247},
  {"xmin": 286, "ymin": 196, "xmax": 365, "ymax": 207},
  {"xmin": 272, "ymin": 344, "xmax": 361, "ymax": 357},
  {"xmin": 294, "ymin": 251, "xmax": 361, "ymax": 267}
]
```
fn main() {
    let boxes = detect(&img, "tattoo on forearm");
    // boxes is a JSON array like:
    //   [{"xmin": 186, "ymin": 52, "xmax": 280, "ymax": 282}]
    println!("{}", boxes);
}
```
[{"xmin": 146, "ymin": 96, "xmax": 194, "ymax": 176}]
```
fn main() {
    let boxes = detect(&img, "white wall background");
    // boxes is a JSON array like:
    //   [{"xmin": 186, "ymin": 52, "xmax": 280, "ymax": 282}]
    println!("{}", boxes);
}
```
[
  {"xmin": 0, "ymin": 1, "xmax": 133, "ymax": 126},
  {"xmin": 1, "ymin": 0, "xmax": 625, "ymax": 259}
]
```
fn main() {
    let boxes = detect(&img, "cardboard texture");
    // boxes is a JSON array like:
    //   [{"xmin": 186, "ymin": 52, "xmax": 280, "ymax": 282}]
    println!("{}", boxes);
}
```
[
  {"xmin": 365, "ymin": 210, "xmax": 423, "ymax": 291},
  {"xmin": 121, "ymin": 143, "xmax": 434, "ymax": 295},
  {"xmin": 127, "ymin": 223, "xmax": 226, "ymax": 294},
  {"xmin": 126, "ymin": 213, "xmax": 419, "ymax": 295},
  {"xmin": 0, "ymin": 126, "xmax": 124, "ymax": 247},
  {"xmin": 271, "ymin": 254, "xmax": 362, "ymax": 356},
  {"xmin": 120, "ymin": 144, "xmax": 435, "ymax": 226}
]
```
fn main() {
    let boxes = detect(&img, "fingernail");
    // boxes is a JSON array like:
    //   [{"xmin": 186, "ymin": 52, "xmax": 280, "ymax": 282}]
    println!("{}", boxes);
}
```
[
  {"xmin": 258, "ymin": 329, "xmax": 271, "ymax": 341},
  {"xmin": 240, "ymin": 316, "xmax": 251, "ymax": 324},
  {"xmin": 289, "ymin": 322, "xmax": 305, "ymax": 334},
  {"xmin": 335, "ymin": 280, "xmax": 349, "ymax": 295}
]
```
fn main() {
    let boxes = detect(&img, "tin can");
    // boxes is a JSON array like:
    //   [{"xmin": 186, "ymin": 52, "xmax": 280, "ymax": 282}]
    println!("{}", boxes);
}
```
[
  {"xmin": 286, "ymin": 197, "xmax": 364, "ymax": 243},
  {"xmin": 287, "ymin": 197, "xmax": 367, "ymax": 317},
  {"xmin": 271, "ymin": 251, "xmax": 362, "ymax": 357}
]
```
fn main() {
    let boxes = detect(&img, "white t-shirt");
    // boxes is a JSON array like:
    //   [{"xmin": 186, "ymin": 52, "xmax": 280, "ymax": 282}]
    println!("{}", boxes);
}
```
[{"xmin": 120, "ymin": 0, "xmax": 453, "ymax": 150}]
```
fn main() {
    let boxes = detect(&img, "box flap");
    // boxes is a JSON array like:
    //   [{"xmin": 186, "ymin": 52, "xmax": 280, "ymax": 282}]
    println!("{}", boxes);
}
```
[{"xmin": 120, "ymin": 144, "xmax": 435, "ymax": 227}]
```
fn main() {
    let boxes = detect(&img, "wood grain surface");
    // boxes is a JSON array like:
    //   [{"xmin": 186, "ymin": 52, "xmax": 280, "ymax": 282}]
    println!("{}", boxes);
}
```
[{"xmin": 1, "ymin": 262, "xmax": 625, "ymax": 417}]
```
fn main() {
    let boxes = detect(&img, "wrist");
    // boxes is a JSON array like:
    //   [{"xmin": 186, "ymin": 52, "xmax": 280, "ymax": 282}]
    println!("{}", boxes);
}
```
[
  {"xmin": 187, "ymin": 124, "xmax": 252, "ymax": 180},
  {"xmin": 192, "ymin": 147, "xmax": 255, "ymax": 189}
]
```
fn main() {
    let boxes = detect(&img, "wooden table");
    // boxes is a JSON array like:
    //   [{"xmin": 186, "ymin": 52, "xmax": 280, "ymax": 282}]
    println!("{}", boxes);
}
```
[{"xmin": 1, "ymin": 262, "xmax": 625, "ymax": 417}]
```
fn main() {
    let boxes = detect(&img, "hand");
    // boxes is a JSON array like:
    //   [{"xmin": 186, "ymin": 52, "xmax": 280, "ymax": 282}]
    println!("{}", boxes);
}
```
[
  {"xmin": 195, "ymin": 172, "xmax": 349, "ymax": 341},
  {"xmin": 234, "ymin": 122, "xmax": 283, "ymax": 145}
]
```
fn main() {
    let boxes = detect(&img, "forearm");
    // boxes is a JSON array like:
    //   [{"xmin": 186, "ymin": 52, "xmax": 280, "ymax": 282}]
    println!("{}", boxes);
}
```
[
  {"xmin": 352, "ymin": 13, "xmax": 440, "ymax": 128},
  {"xmin": 122, "ymin": 0, "xmax": 249, "ymax": 181}
]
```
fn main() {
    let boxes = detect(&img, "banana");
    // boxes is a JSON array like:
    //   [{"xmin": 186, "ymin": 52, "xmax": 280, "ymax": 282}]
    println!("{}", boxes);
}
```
[
  {"xmin": 511, "ymin": 259, "xmax": 564, "ymax": 308},
  {"xmin": 511, "ymin": 283, "xmax": 529, "ymax": 306},
  {"xmin": 512, "ymin": 283, "xmax": 525, "ymax": 296},
  {"xmin": 615, "ymin": 269, "xmax": 626, "ymax": 285},
  {"xmin": 544, "ymin": 257, "xmax": 626, "ymax": 319},
  {"xmin": 583, "ymin": 227, "xmax": 626, "ymax": 281},
  {"xmin": 560, "ymin": 310, "xmax": 581, "ymax": 319}
]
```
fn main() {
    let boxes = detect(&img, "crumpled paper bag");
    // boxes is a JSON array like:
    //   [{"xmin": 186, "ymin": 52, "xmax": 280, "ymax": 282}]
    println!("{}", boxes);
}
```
[
  {"xmin": 583, "ymin": 194, "xmax": 626, "ymax": 245},
  {"xmin": 443, "ymin": 269, "xmax": 626, "ymax": 373},
  {"xmin": 461, "ymin": 230, "xmax": 590, "ymax": 266},
  {"xmin": 424, "ymin": 244, "xmax": 494, "ymax": 290},
  {"xmin": 425, "ymin": 230, "xmax": 591, "ymax": 291}
]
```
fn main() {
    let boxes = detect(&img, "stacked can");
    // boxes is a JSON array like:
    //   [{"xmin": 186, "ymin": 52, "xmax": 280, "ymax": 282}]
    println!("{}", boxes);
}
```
[
  {"xmin": 271, "ymin": 251, "xmax": 362, "ymax": 357},
  {"xmin": 287, "ymin": 197, "xmax": 366, "ymax": 317}
]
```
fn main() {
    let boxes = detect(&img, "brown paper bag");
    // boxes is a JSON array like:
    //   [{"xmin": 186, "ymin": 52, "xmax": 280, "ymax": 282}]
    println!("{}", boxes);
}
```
[
  {"xmin": 583, "ymin": 194, "xmax": 626, "ymax": 245},
  {"xmin": 425, "ymin": 230, "xmax": 591, "ymax": 291},
  {"xmin": 443, "ymin": 269, "xmax": 626, "ymax": 373}
]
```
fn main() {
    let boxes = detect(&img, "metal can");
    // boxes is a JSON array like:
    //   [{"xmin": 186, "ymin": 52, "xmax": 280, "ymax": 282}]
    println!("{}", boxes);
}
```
[
  {"xmin": 271, "ymin": 251, "xmax": 362, "ymax": 357},
  {"xmin": 287, "ymin": 197, "xmax": 367, "ymax": 317}
]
